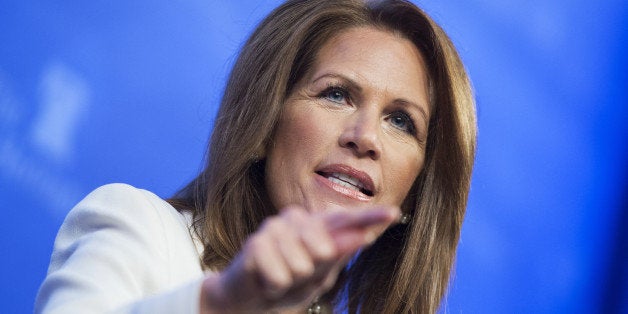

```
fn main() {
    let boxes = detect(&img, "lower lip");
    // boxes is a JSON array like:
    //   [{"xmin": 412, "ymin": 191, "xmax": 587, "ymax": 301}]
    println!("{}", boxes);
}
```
[{"xmin": 314, "ymin": 173, "xmax": 372, "ymax": 202}]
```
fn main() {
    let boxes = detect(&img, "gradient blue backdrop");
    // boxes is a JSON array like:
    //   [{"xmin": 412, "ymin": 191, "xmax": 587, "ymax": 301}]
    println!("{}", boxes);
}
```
[{"xmin": 1, "ymin": 1, "xmax": 626, "ymax": 313}]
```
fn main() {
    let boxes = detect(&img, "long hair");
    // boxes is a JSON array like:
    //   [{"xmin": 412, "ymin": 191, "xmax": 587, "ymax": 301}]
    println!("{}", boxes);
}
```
[{"xmin": 168, "ymin": 0, "xmax": 476, "ymax": 312}]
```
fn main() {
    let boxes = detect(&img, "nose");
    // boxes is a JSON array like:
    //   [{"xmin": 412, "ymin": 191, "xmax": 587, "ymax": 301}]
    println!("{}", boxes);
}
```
[{"xmin": 339, "ymin": 109, "xmax": 382, "ymax": 160}]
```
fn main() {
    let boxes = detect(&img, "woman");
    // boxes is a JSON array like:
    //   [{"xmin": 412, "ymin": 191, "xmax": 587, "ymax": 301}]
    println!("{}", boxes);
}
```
[{"xmin": 35, "ymin": 0, "xmax": 476, "ymax": 313}]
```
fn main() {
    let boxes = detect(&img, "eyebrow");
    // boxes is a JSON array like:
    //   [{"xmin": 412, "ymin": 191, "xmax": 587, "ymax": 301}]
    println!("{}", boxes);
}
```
[
  {"xmin": 396, "ymin": 99, "xmax": 429, "ymax": 128},
  {"xmin": 312, "ymin": 73, "xmax": 363, "ymax": 93},
  {"xmin": 311, "ymin": 72, "xmax": 429, "ymax": 124}
]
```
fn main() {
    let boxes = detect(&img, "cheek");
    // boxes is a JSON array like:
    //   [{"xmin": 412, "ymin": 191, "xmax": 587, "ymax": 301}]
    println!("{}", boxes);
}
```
[
  {"xmin": 273, "ymin": 107, "xmax": 330, "ymax": 160},
  {"xmin": 269, "ymin": 116, "xmax": 321, "ymax": 166},
  {"xmin": 289, "ymin": 118, "xmax": 321, "ymax": 147},
  {"xmin": 265, "ymin": 105, "xmax": 335, "ymax": 207},
  {"xmin": 385, "ymin": 146, "xmax": 424, "ymax": 205}
]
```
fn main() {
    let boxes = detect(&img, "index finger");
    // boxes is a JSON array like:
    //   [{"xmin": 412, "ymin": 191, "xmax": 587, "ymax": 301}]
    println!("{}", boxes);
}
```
[
  {"xmin": 323, "ymin": 206, "xmax": 400, "ymax": 232},
  {"xmin": 321, "ymin": 206, "xmax": 400, "ymax": 253}
]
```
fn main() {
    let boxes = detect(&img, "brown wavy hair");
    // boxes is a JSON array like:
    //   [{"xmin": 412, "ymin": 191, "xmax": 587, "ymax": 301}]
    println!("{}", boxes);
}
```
[{"xmin": 168, "ymin": 0, "xmax": 476, "ymax": 312}]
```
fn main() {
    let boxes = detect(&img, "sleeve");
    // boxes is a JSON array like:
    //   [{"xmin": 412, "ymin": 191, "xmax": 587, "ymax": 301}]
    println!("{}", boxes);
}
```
[{"xmin": 34, "ymin": 184, "xmax": 204, "ymax": 314}]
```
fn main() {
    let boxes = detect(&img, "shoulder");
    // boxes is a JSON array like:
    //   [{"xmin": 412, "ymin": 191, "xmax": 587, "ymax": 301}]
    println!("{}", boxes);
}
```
[
  {"xmin": 56, "ymin": 183, "xmax": 201, "ymax": 266},
  {"xmin": 74, "ymin": 183, "xmax": 173, "ymax": 217},
  {"xmin": 36, "ymin": 184, "xmax": 204, "ymax": 313},
  {"xmin": 51, "ymin": 183, "xmax": 196, "ymax": 266},
  {"xmin": 68, "ymin": 183, "xmax": 201, "ymax": 263},
  {"xmin": 63, "ymin": 183, "xmax": 186, "ymax": 238}
]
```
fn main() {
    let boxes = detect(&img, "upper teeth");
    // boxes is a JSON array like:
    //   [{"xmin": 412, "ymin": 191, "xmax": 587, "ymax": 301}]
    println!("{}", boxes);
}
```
[{"xmin": 328, "ymin": 172, "xmax": 366, "ymax": 191}]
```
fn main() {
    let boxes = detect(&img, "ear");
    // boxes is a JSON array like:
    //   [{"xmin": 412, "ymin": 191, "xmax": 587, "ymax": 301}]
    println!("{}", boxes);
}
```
[
  {"xmin": 400, "ymin": 196, "xmax": 415, "ymax": 220},
  {"xmin": 400, "ymin": 177, "xmax": 421, "ymax": 221},
  {"xmin": 400, "ymin": 213, "xmax": 412, "ymax": 224}
]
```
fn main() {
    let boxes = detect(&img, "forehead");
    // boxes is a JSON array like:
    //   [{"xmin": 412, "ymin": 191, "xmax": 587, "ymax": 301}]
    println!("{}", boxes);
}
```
[
  {"xmin": 316, "ymin": 26, "xmax": 424, "ymax": 66},
  {"xmin": 307, "ymin": 26, "xmax": 430, "ymax": 111}
]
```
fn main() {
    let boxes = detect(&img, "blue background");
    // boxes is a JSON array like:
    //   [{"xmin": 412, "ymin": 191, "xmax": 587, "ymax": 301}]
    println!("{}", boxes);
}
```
[{"xmin": 1, "ymin": 1, "xmax": 626, "ymax": 313}]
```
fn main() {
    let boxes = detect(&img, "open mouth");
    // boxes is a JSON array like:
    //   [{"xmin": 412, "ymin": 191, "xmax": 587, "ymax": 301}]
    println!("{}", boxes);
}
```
[{"xmin": 316, "ymin": 171, "xmax": 374, "ymax": 197}]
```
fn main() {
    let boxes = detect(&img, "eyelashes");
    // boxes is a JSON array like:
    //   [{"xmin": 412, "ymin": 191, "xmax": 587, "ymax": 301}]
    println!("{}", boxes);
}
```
[
  {"xmin": 319, "ymin": 85, "xmax": 350, "ymax": 105},
  {"xmin": 388, "ymin": 111, "xmax": 416, "ymax": 135},
  {"xmin": 317, "ymin": 84, "xmax": 418, "ymax": 136}
]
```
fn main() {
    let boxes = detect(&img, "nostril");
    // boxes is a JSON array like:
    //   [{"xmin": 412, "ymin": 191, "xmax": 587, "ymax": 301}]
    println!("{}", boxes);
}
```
[{"xmin": 343, "ymin": 141, "xmax": 379, "ymax": 159}]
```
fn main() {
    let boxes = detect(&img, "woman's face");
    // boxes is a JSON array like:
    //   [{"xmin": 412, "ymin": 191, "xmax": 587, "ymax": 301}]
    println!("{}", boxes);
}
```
[{"xmin": 265, "ymin": 26, "xmax": 431, "ymax": 213}]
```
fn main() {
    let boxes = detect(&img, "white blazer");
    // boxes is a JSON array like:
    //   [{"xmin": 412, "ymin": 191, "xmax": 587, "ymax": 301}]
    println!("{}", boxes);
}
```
[{"xmin": 35, "ymin": 184, "xmax": 207, "ymax": 314}]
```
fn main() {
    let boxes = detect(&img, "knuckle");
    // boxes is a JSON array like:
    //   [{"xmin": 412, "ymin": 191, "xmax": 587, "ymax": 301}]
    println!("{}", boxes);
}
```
[
  {"xmin": 262, "ymin": 217, "xmax": 284, "ymax": 235},
  {"xmin": 324, "ymin": 241, "xmax": 339, "ymax": 258},
  {"xmin": 265, "ymin": 271, "xmax": 293, "ymax": 296},
  {"xmin": 246, "ymin": 234, "xmax": 264, "ymax": 250},
  {"xmin": 292, "ymin": 260, "xmax": 315, "ymax": 279},
  {"xmin": 283, "ymin": 207, "xmax": 307, "ymax": 224},
  {"xmin": 312, "ymin": 241, "xmax": 337, "ymax": 261}
]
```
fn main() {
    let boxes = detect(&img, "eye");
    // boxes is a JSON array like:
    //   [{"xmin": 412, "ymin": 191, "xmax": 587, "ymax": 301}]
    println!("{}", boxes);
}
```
[
  {"xmin": 319, "ymin": 86, "xmax": 349, "ymax": 105},
  {"xmin": 388, "ymin": 111, "xmax": 416, "ymax": 135}
]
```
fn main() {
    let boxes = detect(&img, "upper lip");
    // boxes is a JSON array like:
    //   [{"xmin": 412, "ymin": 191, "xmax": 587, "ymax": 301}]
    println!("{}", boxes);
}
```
[{"xmin": 315, "ymin": 164, "xmax": 376, "ymax": 197}]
